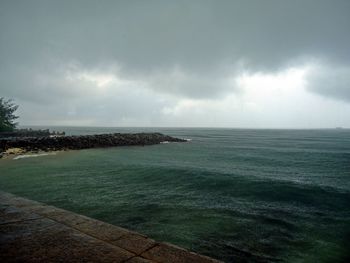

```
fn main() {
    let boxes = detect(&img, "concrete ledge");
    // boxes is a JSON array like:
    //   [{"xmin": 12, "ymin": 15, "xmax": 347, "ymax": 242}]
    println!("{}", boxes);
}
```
[{"xmin": 0, "ymin": 191, "xmax": 222, "ymax": 263}]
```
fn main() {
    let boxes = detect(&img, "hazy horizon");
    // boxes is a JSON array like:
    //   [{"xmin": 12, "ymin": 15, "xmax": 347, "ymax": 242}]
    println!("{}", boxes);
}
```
[
  {"xmin": 1, "ymin": 0, "xmax": 350, "ymax": 128},
  {"xmin": 19, "ymin": 124, "xmax": 349, "ymax": 130}
]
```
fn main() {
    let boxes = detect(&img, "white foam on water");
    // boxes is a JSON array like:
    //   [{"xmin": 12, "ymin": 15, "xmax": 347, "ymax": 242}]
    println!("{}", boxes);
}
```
[{"xmin": 13, "ymin": 153, "xmax": 56, "ymax": 160}]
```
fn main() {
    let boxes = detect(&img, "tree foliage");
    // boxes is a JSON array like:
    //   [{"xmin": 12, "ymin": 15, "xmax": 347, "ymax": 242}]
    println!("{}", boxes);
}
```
[{"xmin": 0, "ymin": 98, "xmax": 19, "ymax": 132}]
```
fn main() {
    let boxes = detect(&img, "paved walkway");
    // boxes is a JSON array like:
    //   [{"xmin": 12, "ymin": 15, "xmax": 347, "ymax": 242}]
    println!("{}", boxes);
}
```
[{"xmin": 0, "ymin": 191, "xmax": 222, "ymax": 263}]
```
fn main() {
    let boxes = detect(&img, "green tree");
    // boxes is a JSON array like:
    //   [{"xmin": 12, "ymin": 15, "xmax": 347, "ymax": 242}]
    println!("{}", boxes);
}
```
[{"xmin": 0, "ymin": 98, "xmax": 19, "ymax": 132}]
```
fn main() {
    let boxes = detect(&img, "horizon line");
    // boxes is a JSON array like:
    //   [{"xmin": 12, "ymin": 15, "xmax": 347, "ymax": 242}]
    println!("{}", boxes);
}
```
[{"xmin": 18, "ymin": 125, "xmax": 349, "ymax": 130}]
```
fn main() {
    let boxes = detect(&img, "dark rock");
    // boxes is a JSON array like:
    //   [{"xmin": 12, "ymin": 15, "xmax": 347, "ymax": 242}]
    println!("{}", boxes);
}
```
[{"xmin": 0, "ymin": 133, "xmax": 186, "ymax": 154}]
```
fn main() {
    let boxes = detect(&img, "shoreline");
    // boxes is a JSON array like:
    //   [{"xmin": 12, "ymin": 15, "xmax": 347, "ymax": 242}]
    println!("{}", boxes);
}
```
[{"xmin": 2, "ymin": 150, "xmax": 60, "ymax": 160}]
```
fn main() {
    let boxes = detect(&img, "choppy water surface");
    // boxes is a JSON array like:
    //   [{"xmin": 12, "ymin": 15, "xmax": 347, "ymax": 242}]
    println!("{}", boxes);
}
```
[{"xmin": 1, "ymin": 128, "xmax": 350, "ymax": 262}]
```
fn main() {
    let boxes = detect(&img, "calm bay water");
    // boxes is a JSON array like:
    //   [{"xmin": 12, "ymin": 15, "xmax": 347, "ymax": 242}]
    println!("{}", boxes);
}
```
[{"xmin": 1, "ymin": 127, "xmax": 350, "ymax": 262}]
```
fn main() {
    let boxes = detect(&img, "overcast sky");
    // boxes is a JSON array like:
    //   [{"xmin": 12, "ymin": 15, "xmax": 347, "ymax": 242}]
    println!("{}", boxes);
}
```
[{"xmin": 1, "ymin": 0, "xmax": 350, "ymax": 128}]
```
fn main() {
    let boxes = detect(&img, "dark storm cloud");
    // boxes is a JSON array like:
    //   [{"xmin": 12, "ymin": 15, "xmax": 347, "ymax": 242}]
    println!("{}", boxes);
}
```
[{"xmin": 0, "ymin": 0, "xmax": 350, "ymax": 126}]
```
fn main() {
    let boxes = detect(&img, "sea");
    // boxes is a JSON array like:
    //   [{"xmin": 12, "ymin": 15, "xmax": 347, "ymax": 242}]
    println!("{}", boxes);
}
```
[{"xmin": 0, "ymin": 127, "xmax": 349, "ymax": 262}]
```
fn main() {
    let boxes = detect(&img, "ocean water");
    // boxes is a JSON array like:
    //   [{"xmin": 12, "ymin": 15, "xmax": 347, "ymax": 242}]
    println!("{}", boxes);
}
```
[{"xmin": 0, "ymin": 127, "xmax": 349, "ymax": 262}]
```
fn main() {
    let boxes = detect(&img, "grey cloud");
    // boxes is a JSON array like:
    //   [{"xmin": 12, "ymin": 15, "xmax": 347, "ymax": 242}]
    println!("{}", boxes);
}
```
[
  {"xmin": 307, "ymin": 65, "xmax": 350, "ymax": 102},
  {"xmin": 16, "ymin": 78, "xmax": 172, "ymax": 126},
  {"xmin": 2, "ymin": 1, "xmax": 350, "ymax": 79},
  {"xmin": 0, "ymin": 60, "xmax": 103, "ymax": 104},
  {"xmin": 1, "ymin": 0, "xmax": 350, "ymax": 127}
]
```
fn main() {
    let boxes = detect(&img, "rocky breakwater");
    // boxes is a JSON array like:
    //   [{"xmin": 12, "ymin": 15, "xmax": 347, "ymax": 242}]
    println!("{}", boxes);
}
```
[{"xmin": 0, "ymin": 133, "xmax": 186, "ymax": 158}]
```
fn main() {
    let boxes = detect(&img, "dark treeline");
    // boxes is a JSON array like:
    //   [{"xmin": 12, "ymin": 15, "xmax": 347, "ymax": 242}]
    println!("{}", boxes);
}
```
[{"xmin": 0, "ymin": 97, "xmax": 18, "ymax": 132}]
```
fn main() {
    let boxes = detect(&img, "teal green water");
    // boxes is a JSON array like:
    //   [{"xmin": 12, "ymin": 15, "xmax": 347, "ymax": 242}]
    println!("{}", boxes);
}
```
[{"xmin": 1, "ymin": 128, "xmax": 350, "ymax": 262}]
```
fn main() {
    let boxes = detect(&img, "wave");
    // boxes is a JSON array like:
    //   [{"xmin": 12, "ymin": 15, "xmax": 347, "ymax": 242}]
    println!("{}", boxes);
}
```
[{"xmin": 13, "ymin": 152, "xmax": 56, "ymax": 160}]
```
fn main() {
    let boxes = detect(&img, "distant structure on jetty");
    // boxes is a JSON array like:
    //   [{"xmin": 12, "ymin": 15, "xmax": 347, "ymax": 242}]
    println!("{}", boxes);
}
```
[{"xmin": 0, "ymin": 128, "xmax": 65, "ymax": 138}]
